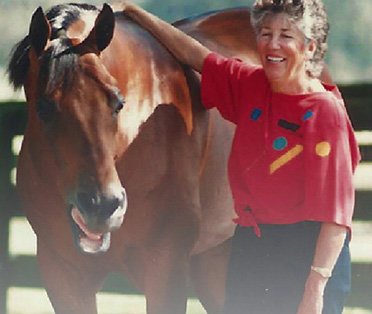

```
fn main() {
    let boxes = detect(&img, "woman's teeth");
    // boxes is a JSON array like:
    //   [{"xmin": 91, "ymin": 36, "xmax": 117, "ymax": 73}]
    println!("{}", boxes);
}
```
[{"xmin": 267, "ymin": 56, "xmax": 285, "ymax": 63}]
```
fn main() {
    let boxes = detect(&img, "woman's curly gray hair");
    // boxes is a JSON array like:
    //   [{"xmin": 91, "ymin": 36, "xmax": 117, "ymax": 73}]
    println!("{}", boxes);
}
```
[{"xmin": 251, "ymin": 0, "xmax": 329, "ymax": 77}]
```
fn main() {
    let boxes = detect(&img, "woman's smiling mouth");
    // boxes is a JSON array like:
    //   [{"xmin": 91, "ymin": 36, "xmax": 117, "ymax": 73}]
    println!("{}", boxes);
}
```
[{"xmin": 267, "ymin": 55, "xmax": 286, "ymax": 63}]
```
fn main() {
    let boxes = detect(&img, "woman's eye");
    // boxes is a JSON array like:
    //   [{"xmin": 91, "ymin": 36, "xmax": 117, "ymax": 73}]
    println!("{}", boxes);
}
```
[{"xmin": 282, "ymin": 34, "xmax": 293, "ymax": 39}]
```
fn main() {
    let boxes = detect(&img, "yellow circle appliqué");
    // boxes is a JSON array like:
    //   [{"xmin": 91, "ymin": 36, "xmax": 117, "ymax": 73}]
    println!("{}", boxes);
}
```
[{"xmin": 315, "ymin": 141, "xmax": 331, "ymax": 157}]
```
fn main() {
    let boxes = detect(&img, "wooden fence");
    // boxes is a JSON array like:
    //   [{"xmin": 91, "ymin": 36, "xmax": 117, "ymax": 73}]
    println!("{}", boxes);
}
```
[{"xmin": 0, "ymin": 84, "xmax": 371, "ymax": 313}]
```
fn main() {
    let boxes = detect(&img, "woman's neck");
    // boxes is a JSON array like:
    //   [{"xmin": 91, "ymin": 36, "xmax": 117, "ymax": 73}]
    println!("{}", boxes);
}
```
[{"xmin": 270, "ymin": 76, "xmax": 326, "ymax": 95}]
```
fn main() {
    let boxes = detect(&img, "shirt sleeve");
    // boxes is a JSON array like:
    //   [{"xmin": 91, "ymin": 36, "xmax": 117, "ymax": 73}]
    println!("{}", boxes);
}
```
[
  {"xmin": 201, "ymin": 52, "xmax": 260, "ymax": 124},
  {"xmin": 303, "ymin": 100, "xmax": 361, "ymax": 228}
]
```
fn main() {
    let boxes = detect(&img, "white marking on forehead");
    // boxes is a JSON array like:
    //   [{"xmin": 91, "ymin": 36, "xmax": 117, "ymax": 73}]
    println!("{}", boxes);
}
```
[
  {"xmin": 76, "ymin": 9, "xmax": 99, "ymax": 40},
  {"xmin": 118, "ymin": 61, "xmax": 172, "ymax": 145},
  {"xmin": 51, "ymin": 6, "xmax": 98, "ymax": 41},
  {"xmin": 51, "ymin": 9, "xmax": 69, "ymax": 29}
]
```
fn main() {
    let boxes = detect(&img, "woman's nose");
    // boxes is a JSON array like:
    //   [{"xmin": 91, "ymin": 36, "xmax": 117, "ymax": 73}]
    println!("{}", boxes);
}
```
[{"xmin": 268, "ymin": 36, "xmax": 280, "ymax": 49}]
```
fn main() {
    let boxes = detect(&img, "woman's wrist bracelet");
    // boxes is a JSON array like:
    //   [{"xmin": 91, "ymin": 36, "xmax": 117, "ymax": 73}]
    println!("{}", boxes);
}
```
[{"xmin": 310, "ymin": 265, "xmax": 332, "ymax": 278}]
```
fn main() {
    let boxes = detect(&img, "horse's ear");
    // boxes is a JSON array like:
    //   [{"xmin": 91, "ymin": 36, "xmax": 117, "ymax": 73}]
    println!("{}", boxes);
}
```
[
  {"xmin": 29, "ymin": 7, "xmax": 51, "ymax": 56},
  {"xmin": 83, "ymin": 4, "xmax": 115, "ymax": 53}
]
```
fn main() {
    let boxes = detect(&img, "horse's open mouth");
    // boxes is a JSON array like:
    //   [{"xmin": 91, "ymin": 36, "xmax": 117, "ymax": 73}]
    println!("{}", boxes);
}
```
[{"xmin": 70, "ymin": 206, "xmax": 111, "ymax": 254}]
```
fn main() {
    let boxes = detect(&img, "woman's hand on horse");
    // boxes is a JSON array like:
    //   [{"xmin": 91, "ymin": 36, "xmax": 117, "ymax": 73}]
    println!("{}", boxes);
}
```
[{"xmin": 109, "ymin": 1, "xmax": 132, "ymax": 12}]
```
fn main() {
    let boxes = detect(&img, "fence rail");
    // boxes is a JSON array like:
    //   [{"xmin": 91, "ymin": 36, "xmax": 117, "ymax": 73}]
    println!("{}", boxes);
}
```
[{"xmin": 1, "ymin": 83, "xmax": 372, "ymax": 313}]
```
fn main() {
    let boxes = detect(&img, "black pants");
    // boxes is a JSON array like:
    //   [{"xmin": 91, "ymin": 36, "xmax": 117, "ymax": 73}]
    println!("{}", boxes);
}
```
[{"xmin": 223, "ymin": 222, "xmax": 351, "ymax": 314}]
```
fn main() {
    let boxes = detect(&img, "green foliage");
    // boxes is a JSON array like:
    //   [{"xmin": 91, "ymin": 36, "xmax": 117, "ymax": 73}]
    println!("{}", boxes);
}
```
[{"xmin": 144, "ymin": 0, "xmax": 251, "ymax": 22}]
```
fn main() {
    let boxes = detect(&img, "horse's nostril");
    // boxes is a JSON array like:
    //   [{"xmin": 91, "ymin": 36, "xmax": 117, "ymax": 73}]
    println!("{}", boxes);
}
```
[
  {"xmin": 105, "ymin": 196, "xmax": 122, "ymax": 214},
  {"xmin": 76, "ymin": 190, "xmax": 124, "ymax": 218},
  {"xmin": 77, "ymin": 191, "xmax": 97, "ymax": 210}
]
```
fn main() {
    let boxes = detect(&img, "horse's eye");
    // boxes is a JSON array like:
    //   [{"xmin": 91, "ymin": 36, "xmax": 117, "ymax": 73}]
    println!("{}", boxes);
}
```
[
  {"xmin": 113, "ymin": 97, "xmax": 125, "ymax": 117},
  {"xmin": 36, "ymin": 98, "xmax": 56, "ymax": 123}
]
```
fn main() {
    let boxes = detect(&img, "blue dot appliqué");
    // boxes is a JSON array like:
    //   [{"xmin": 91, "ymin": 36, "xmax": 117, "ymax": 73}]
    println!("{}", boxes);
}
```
[
  {"xmin": 250, "ymin": 108, "xmax": 262, "ymax": 121},
  {"xmin": 303, "ymin": 110, "xmax": 314, "ymax": 121},
  {"xmin": 273, "ymin": 137, "xmax": 288, "ymax": 151}
]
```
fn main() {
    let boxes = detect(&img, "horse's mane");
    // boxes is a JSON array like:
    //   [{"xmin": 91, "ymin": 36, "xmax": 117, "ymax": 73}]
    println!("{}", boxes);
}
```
[{"xmin": 7, "ymin": 3, "xmax": 99, "ymax": 91}]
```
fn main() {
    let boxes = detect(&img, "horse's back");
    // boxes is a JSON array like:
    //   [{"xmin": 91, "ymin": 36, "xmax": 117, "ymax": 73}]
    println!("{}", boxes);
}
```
[{"xmin": 175, "ymin": 7, "xmax": 260, "ymax": 63}]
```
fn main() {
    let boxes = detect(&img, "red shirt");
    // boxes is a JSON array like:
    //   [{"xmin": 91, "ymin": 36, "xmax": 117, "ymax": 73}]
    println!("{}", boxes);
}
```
[{"xmin": 201, "ymin": 53, "xmax": 360, "ymax": 236}]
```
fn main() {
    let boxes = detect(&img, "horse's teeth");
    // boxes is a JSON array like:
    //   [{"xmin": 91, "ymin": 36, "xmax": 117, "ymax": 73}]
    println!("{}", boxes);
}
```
[{"xmin": 71, "ymin": 207, "xmax": 103, "ymax": 240}]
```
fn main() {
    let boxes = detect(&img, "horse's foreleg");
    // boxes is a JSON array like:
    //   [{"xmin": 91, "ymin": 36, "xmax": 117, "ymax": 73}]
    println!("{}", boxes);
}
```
[
  {"xmin": 37, "ymin": 240, "xmax": 105, "ymax": 314},
  {"xmin": 142, "ymin": 203, "xmax": 200, "ymax": 314},
  {"xmin": 144, "ymin": 246, "xmax": 190, "ymax": 314},
  {"xmin": 190, "ymin": 238, "xmax": 231, "ymax": 314}
]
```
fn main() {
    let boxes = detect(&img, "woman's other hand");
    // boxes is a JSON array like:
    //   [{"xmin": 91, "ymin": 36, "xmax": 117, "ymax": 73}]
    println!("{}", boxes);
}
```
[{"xmin": 297, "ymin": 223, "xmax": 347, "ymax": 313}]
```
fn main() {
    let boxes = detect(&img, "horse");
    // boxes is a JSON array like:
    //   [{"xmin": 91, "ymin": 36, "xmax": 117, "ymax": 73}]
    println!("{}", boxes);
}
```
[{"xmin": 7, "ymin": 3, "xmax": 328, "ymax": 314}]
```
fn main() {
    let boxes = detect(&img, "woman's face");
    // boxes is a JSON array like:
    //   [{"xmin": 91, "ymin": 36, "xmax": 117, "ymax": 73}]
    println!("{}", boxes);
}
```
[{"xmin": 257, "ymin": 13, "xmax": 315, "ymax": 90}]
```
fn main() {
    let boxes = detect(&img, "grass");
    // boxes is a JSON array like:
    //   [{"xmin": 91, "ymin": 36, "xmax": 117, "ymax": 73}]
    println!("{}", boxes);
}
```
[
  {"xmin": 7, "ymin": 287, "xmax": 372, "ymax": 314},
  {"xmin": 8, "ymin": 288, "xmax": 206, "ymax": 314}
]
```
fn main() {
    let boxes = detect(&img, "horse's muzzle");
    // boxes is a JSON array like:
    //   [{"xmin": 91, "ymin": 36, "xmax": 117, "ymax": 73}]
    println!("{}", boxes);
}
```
[{"xmin": 69, "ymin": 186, "xmax": 127, "ymax": 254}]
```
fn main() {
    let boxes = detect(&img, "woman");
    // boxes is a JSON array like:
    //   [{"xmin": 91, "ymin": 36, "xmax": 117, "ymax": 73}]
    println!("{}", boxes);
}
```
[{"xmin": 121, "ymin": 0, "xmax": 360, "ymax": 313}]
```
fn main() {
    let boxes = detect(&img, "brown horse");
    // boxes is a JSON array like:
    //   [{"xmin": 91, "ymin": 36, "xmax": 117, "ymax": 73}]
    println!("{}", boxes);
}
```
[{"xmin": 8, "ymin": 3, "xmax": 271, "ymax": 314}]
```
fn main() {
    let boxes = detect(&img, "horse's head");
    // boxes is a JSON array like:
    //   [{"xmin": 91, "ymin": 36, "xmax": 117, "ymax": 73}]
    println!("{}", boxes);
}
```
[{"xmin": 10, "ymin": 4, "xmax": 127, "ymax": 254}]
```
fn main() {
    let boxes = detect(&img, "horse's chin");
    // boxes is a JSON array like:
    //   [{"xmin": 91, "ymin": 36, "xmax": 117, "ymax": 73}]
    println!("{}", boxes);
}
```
[
  {"xmin": 79, "ymin": 231, "xmax": 111, "ymax": 255},
  {"xmin": 69, "ymin": 206, "xmax": 112, "ymax": 255}
]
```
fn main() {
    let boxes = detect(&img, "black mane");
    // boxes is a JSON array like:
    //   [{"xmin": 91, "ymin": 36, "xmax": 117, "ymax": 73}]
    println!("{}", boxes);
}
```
[{"xmin": 7, "ymin": 3, "xmax": 99, "ymax": 91}]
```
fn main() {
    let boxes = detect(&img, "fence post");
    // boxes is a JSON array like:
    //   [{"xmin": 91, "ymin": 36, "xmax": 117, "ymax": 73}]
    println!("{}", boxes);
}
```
[
  {"xmin": 0, "ymin": 105, "xmax": 12, "ymax": 314},
  {"xmin": 0, "ymin": 220, "xmax": 10, "ymax": 314},
  {"xmin": 0, "ymin": 103, "xmax": 27, "ymax": 314}
]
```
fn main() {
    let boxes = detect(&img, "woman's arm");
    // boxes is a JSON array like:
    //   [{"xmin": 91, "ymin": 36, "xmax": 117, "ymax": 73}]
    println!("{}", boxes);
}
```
[
  {"xmin": 297, "ymin": 222, "xmax": 347, "ymax": 314},
  {"xmin": 119, "ymin": 2, "xmax": 211, "ymax": 72}
]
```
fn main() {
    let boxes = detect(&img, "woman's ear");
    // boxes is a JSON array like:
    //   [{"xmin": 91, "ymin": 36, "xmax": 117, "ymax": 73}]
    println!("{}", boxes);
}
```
[{"xmin": 306, "ymin": 39, "xmax": 316, "ymax": 60}]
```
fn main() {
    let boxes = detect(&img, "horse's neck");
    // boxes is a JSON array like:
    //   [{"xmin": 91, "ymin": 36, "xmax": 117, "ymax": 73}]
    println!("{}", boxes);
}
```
[{"xmin": 102, "ymin": 15, "xmax": 192, "ymax": 144}]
